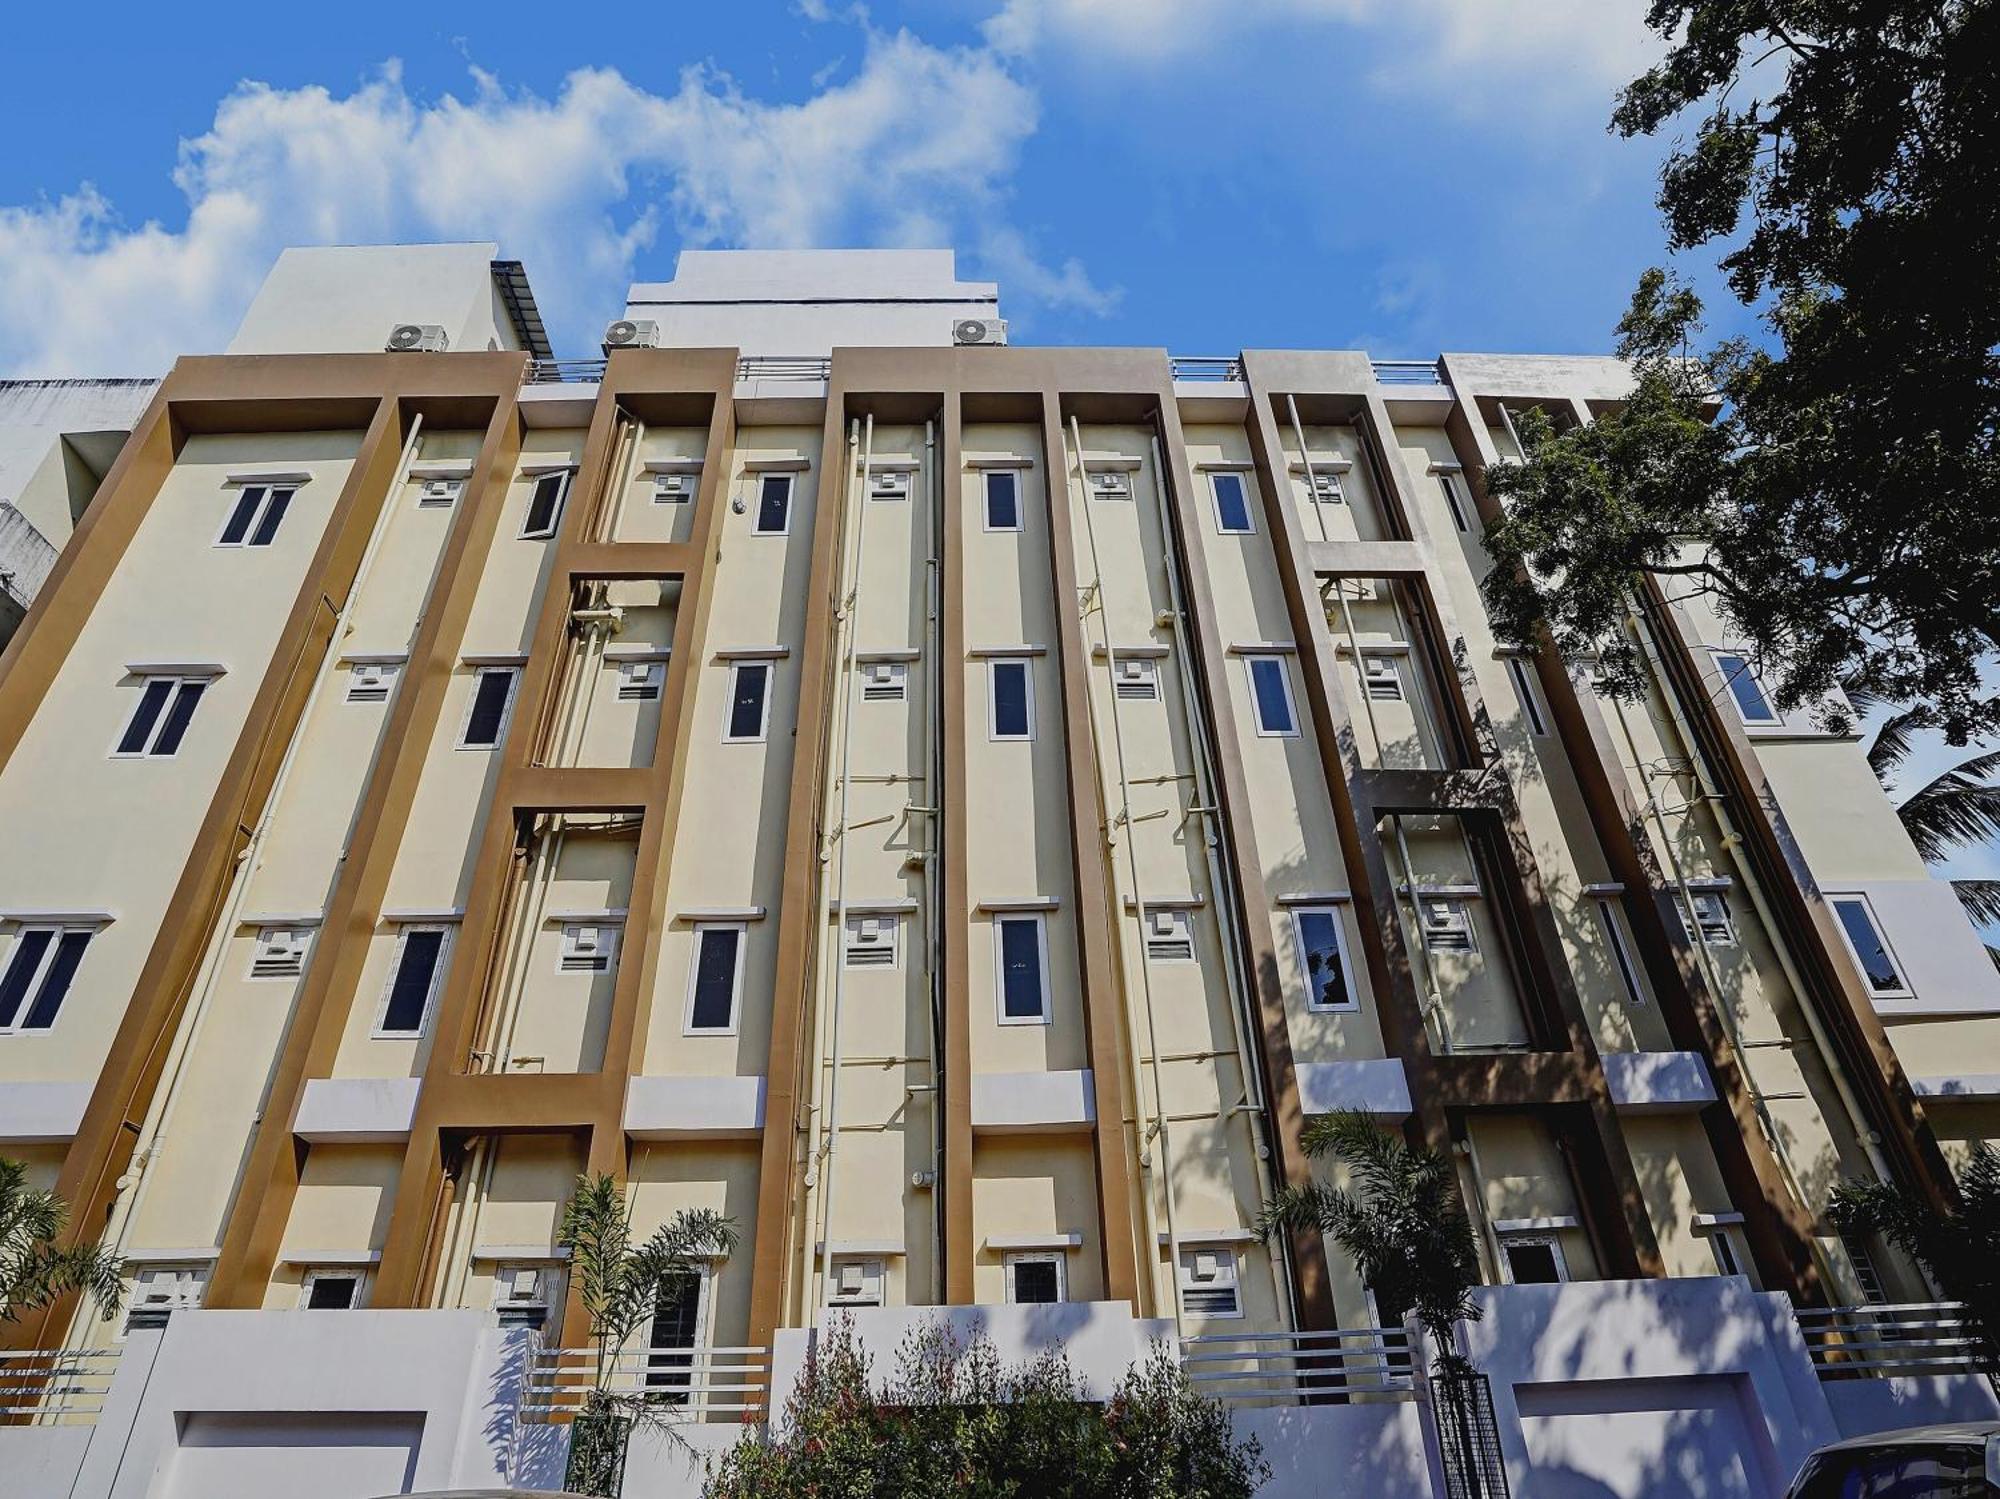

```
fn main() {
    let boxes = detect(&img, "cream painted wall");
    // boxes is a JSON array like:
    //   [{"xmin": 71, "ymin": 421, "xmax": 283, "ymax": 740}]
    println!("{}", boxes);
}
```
[{"xmin": 970, "ymin": 1137, "xmax": 1104, "ymax": 1305}]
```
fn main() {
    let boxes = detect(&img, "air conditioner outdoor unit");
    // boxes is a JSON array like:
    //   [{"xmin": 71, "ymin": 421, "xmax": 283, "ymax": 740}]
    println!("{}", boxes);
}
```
[
  {"xmin": 386, "ymin": 323, "xmax": 449, "ymax": 353},
  {"xmin": 604, "ymin": 318, "xmax": 661, "ymax": 351},
  {"xmin": 952, "ymin": 317, "xmax": 1008, "ymax": 347}
]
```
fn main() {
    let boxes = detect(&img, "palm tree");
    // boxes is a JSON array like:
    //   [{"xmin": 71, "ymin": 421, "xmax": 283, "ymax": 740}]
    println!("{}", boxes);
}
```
[
  {"xmin": 1, "ymin": 1156, "xmax": 121, "ymax": 1326},
  {"xmin": 1257, "ymin": 1111, "xmax": 1482, "ymax": 1370},
  {"xmin": 554, "ymin": 1172, "xmax": 736, "ymax": 1498},
  {"xmin": 1853, "ymin": 689, "xmax": 2000, "ymax": 936}
]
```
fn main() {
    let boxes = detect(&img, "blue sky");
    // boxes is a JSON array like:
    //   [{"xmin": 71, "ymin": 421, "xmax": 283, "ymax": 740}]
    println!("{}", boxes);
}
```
[{"xmin": 0, "ymin": 0, "xmax": 1734, "ymax": 373}]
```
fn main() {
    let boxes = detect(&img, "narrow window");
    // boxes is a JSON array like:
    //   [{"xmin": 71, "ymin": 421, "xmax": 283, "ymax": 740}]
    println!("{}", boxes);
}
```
[
  {"xmin": 1682, "ymin": 890, "xmax": 1737, "ymax": 947},
  {"xmin": 1246, "ymin": 656, "xmax": 1298, "ymax": 737},
  {"xmin": 1499, "ymin": 1234, "xmax": 1567, "ymax": 1285},
  {"xmin": 520, "ymin": 470, "xmax": 572, "ymax": 539},
  {"xmin": 1361, "ymin": 654, "xmax": 1404, "ymax": 702},
  {"xmin": 843, "ymin": 914, "xmax": 899, "ymax": 969},
  {"xmin": 460, "ymin": 667, "xmax": 518, "ymax": 749},
  {"xmin": 301, "ymin": 1270, "xmax": 363, "ymax": 1309},
  {"xmin": 115, "ymin": 676, "xmax": 208, "ymax": 758},
  {"xmin": 646, "ymin": 1271, "xmax": 704, "ymax": 1400},
  {"xmin": 1178, "ymin": 1248, "xmax": 1242, "ymax": 1318},
  {"xmin": 1830, "ymin": 896, "xmax": 1909, "ymax": 997},
  {"xmin": 250, "ymin": 925, "xmax": 312, "ymax": 980},
  {"xmin": 376, "ymin": 926, "xmax": 448, "ymax": 1037},
  {"xmin": 1005, "ymin": 1252, "xmax": 1065, "ymax": 1304},
  {"xmin": 685, "ymin": 925, "xmax": 744, "ymax": 1033},
  {"xmin": 559, "ymin": 922, "xmax": 618, "ymax": 974},
  {"xmin": 1595, "ymin": 900, "xmax": 1646, "ymax": 1006},
  {"xmin": 1143, "ymin": 908, "xmax": 1194, "ymax": 963},
  {"xmin": 989, "ymin": 659, "xmax": 1034, "ymax": 741},
  {"xmin": 1419, "ymin": 897, "xmax": 1476, "ymax": 953},
  {"xmin": 752, "ymin": 474, "xmax": 793, "ymax": 535},
  {"xmin": 616, "ymin": 660, "xmax": 665, "ymax": 702},
  {"xmin": 724, "ymin": 661, "xmax": 772, "ymax": 742},
  {"xmin": 827, "ymin": 1258, "xmax": 885, "ymax": 1308},
  {"xmin": 0, "ymin": 926, "xmax": 91, "ymax": 1032},
  {"xmin": 217, "ymin": 485, "xmax": 296, "ymax": 548},
  {"xmin": 861, "ymin": 661, "xmax": 908, "ymax": 702},
  {"xmin": 1702, "ymin": 1227, "xmax": 1743, "ymax": 1279},
  {"xmin": 347, "ymin": 662, "xmax": 398, "ymax": 704},
  {"xmin": 1713, "ymin": 652, "xmax": 1780, "ymax": 725},
  {"xmin": 984, "ymin": 470, "xmax": 1021, "ymax": 531},
  {"xmin": 1210, "ymin": 472, "xmax": 1254, "ymax": 534},
  {"xmin": 1506, "ymin": 657, "xmax": 1548, "ymax": 736},
  {"xmin": 1436, "ymin": 472, "xmax": 1470, "ymax": 533},
  {"xmin": 1292, "ymin": 907, "xmax": 1356, "ymax": 1011},
  {"xmin": 995, "ymin": 914, "xmax": 1050, "ymax": 1024}
]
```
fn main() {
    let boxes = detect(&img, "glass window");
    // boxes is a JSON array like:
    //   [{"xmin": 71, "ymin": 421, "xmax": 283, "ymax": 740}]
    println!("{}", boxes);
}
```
[
  {"xmin": 1292, "ymin": 907, "xmax": 1355, "ymax": 1011},
  {"xmin": 377, "ymin": 927, "xmax": 447, "ymax": 1036},
  {"xmin": 645, "ymin": 1271, "xmax": 703, "ymax": 1400},
  {"xmin": 1506, "ymin": 657, "xmax": 1548, "ymax": 736},
  {"xmin": 1793, "ymin": 1447, "xmax": 1989, "ymax": 1499},
  {"xmin": 1831, "ymin": 896, "xmax": 1910, "ymax": 996},
  {"xmin": 217, "ymin": 485, "xmax": 296, "ymax": 547},
  {"xmin": 1596, "ymin": 899, "xmax": 1647, "ymax": 1006},
  {"xmin": 0, "ymin": 926, "xmax": 91, "ymax": 1032},
  {"xmin": 753, "ymin": 474, "xmax": 793, "ymax": 535},
  {"xmin": 1247, "ymin": 656, "xmax": 1297, "ymax": 736},
  {"xmin": 1713, "ymin": 651, "xmax": 1780, "ymax": 725},
  {"xmin": 996, "ymin": 915, "xmax": 1049, "ymax": 1023},
  {"xmin": 1211, "ymin": 472, "xmax": 1253, "ymax": 533},
  {"xmin": 984, "ymin": 471, "xmax": 1021, "ymax": 531},
  {"xmin": 1006, "ymin": 1253, "xmax": 1064, "ymax": 1304},
  {"xmin": 302, "ymin": 1271, "xmax": 362, "ymax": 1309},
  {"xmin": 1500, "ymin": 1235, "xmax": 1566, "ymax": 1285},
  {"xmin": 990, "ymin": 659, "xmax": 1034, "ymax": 740},
  {"xmin": 1436, "ymin": 472, "xmax": 1470, "ymax": 533},
  {"xmin": 686, "ymin": 925, "xmax": 743, "ymax": 1032},
  {"xmin": 521, "ymin": 471, "xmax": 570, "ymax": 539},
  {"xmin": 460, "ymin": 667, "xmax": 518, "ymax": 749},
  {"xmin": 725, "ymin": 661, "xmax": 772, "ymax": 742},
  {"xmin": 115, "ymin": 676, "xmax": 208, "ymax": 757}
]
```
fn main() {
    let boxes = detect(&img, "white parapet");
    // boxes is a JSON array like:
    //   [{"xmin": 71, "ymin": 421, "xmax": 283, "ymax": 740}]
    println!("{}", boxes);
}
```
[
  {"xmin": 0, "ymin": 1080, "xmax": 93, "ymax": 1144},
  {"xmin": 623, "ymin": 1074, "xmax": 767, "ymax": 1139},
  {"xmin": 969, "ymin": 1068, "xmax": 1096, "ymax": 1133},
  {"xmin": 1600, "ymin": 1050, "xmax": 1719, "ymax": 1113},
  {"xmin": 293, "ymin": 1076, "xmax": 421, "ymax": 1143},
  {"xmin": 1295, "ymin": 1058, "xmax": 1414, "ymax": 1119}
]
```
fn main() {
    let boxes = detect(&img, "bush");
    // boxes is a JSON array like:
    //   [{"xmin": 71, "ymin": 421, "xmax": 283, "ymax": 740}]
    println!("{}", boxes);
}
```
[{"xmin": 704, "ymin": 1319, "xmax": 1267, "ymax": 1499}]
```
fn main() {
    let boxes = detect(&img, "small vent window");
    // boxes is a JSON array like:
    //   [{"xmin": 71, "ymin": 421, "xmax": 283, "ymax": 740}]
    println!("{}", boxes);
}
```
[
  {"xmin": 1306, "ymin": 468, "xmax": 1345, "ymax": 503},
  {"xmin": 652, "ymin": 472, "xmax": 697, "ymax": 503},
  {"xmin": 1361, "ymin": 655, "xmax": 1403, "ymax": 701},
  {"xmin": 302, "ymin": 1270, "xmax": 363, "ymax": 1310},
  {"xmin": 1178, "ymin": 1248, "xmax": 1242, "ymax": 1319},
  {"xmin": 828, "ymin": 1257, "xmax": 885, "ymax": 1307},
  {"xmin": 1113, "ymin": 657, "xmax": 1159, "ymax": 701},
  {"xmin": 560, "ymin": 923, "xmax": 618, "ymax": 974},
  {"xmin": 862, "ymin": 661, "xmax": 909, "ymax": 702},
  {"xmin": 844, "ymin": 913, "xmax": 900, "ymax": 969},
  {"xmin": 1682, "ymin": 890, "xmax": 1737, "ymax": 947},
  {"xmin": 1419, "ymin": 896, "xmax": 1476, "ymax": 953},
  {"xmin": 126, "ymin": 1265, "xmax": 207, "ymax": 1332},
  {"xmin": 617, "ymin": 660, "xmax": 665, "ymax": 701},
  {"xmin": 869, "ymin": 469, "xmax": 913, "ymax": 501},
  {"xmin": 1088, "ymin": 468, "xmax": 1132, "ymax": 501},
  {"xmin": 493, "ymin": 1264, "xmax": 551, "ymax": 1327},
  {"xmin": 1144, "ymin": 908, "xmax": 1194, "ymax": 963},
  {"xmin": 417, "ymin": 478, "xmax": 462, "ymax": 508},
  {"xmin": 251, "ymin": 925, "xmax": 312, "ymax": 980},
  {"xmin": 347, "ymin": 662, "xmax": 398, "ymax": 703}
]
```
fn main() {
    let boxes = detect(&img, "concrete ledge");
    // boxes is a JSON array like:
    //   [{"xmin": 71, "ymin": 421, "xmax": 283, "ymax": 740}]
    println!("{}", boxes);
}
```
[
  {"xmin": 1295, "ymin": 1059, "xmax": 1413, "ymax": 1119},
  {"xmin": 294, "ymin": 1077, "xmax": 421, "ymax": 1143},
  {"xmin": 624, "ymin": 1074, "xmax": 766, "ymax": 1139},
  {"xmin": 1601, "ymin": 1051, "xmax": 1717, "ymax": 1113},
  {"xmin": 0, "ymin": 1080, "xmax": 94, "ymax": 1143},
  {"xmin": 1910, "ymin": 1073, "xmax": 2000, "ymax": 1101},
  {"xmin": 970, "ymin": 1069, "xmax": 1095, "ymax": 1133}
]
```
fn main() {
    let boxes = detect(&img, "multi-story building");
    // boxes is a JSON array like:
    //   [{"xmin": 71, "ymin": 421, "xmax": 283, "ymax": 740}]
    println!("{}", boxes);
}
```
[{"xmin": 2, "ymin": 245, "xmax": 1997, "ymax": 1499}]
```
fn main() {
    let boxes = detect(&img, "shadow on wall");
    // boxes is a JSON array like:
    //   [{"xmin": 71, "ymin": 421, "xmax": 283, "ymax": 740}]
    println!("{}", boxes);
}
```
[{"xmin": 1238, "ymin": 1401, "xmax": 1433, "ymax": 1499}]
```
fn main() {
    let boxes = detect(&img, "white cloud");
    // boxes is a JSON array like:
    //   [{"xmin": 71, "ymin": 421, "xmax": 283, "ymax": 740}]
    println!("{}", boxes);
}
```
[{"xmin": 0, "ymin": 33, "xmax": 1111, "ymax": 376}]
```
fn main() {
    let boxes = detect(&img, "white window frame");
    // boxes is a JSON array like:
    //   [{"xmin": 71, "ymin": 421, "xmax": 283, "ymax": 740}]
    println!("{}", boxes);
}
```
[
  {"xmin": 1711, "ymin": 650, "xmax": 1781, "ymax": 726},
  {"xmin": 458, "ymin": 666, "xmax": 520, "ymax": 750},
  {"xmin": 1290, "ymin": 905, "xmax": 1359, "ymax": 1012},
  {"xmin": 722, "ymin": 660, "xmax": 775, "ymax": 744},
  {"xmin": 826, "ymin": 1256, "xmax": 887, "ymax": 1308},
  {"xmin": 1244, "ymin": 654, "xmax": 1299, "ymax": 738},
  {"xmin": 1505, "ymin": 657, "xmax": 1549, "ymax": 736},
  {"xmin": 1418, "ymin": 895, "xmax": 1477, "ymax": 954},
  {"xmin": 300, "ymin": 1267, "xmax": 367, "ymax": 1309},
  {"xmin": 987, "ymin": 658, "xmax": 1036, "ymax": 742},
  {"xmin": 616, "ymin": 659, "xmax": 665, "ymax": 702},
  {"xmin": 643, "ymin": 1261, "xmax": 716, "ymax": 1397},
  {"xmin": 214, "ymin": 484, "xmax": 298, "ymax": 548},
  {"xmin": 1176, "ymin": 1246, "xmax": 1244, "ymax": 1319},
  {"xmin": 1682, "ymin": 889, "xmax": 1738, "ymax": 948},
  {"xmin": 983, "ymin": 470, "xmax": 1023, "ymax": 532},
  {"xmin": 372, "ymin": 924, "xmax": 451, "ymax": 1039},
  {"xmin": 1360, "ymin": 653, "xmax": 1404, "ymax": 702},
  {"xmin": 750, "ymin": 473, "xmax": 795, "ymax": 536},
  {"xmin": 1594, "ymin": 899, "xmax": 1647, "ymax": 1006},
  {"xmin": 248, "ymin": 924, "xmax": 314, "ymax": 981},
  {"xmin": 124, "ymin": 1263, "xmax": 208, "ymax": 1334},
  {"xmin": 1209, "ymin": 471, "xmax": 1255, "ymax": 535},
  {"xmin": 1436, "ymin": 472, "xmax": 1470, "ymax": 533},
  {"xmin": 1305, "ymin": 468, "xmax": 1345, "ymax": 505},
  {"xmin": 519, "ymin": 469, "xmax": 574, "ymax": 540},
  {"xmin": 682, "ymin": 922, "xmax": 748, "ymax": 1036},
  {"xmin": 1695, "ymin": 1223, "xmax": 1747, "ymax": 1280},
  {"xmin": 843, "ymin": 912, "xmax": 901, "ymax": 970},
  {"xmin": 347, "ymin": 661, "xmax": 399, "ymax": 704},
  {"xmin": 1143, "ymin": 907, "xmax": 1196, "ymax": 964},
  {"xmin": 0, "ymin": 924, "xmax": 93, "ymax": 1034},
  {"xmin": 1827, "ymin": 892, "xmax": 1914, "ymax": 999},
  {"xmin": 993, "ymin": 912, "xmax": 1053, "ymax": 1027},
  {"xmin": 1004, "ymin": 1250, "xmax": 1067, "ymax": 1305},
  {"xmin": 1497, "ymin": 1231, "xmax": 1569, "ymax": 1286},
  {"xmin": 111, "ymin": 674, "xmax": 210, "ymax": 759},
  {"xmin": 558, "ymin": 921, "xmax": 620, "ymax": 975}
]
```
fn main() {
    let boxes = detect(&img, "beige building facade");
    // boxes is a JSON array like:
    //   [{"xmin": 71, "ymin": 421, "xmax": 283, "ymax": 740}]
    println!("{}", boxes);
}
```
[{"xmin": 3, "ymin": 248, "xmax": 1998, "ymax": 1495}]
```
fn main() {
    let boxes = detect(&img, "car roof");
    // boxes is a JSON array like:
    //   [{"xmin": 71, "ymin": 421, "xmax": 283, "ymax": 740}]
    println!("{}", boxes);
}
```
[{"xmin": 1816, "ymin": 1422, "xmax": 2000, "ymax": 1454}]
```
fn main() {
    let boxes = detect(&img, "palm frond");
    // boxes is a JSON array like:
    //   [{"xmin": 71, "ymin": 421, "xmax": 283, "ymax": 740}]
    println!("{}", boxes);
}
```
[
  {"xmin": 1865, "ymin": 706, "xmax": 1930, "ymax": 785},
  {"xmin": 1953, "ymin": 880, "xmax": 2000, "ymax": 928},
  {"xmin": 1896, "ymin": 749, "xmax": 2000, "ymax": 862}
]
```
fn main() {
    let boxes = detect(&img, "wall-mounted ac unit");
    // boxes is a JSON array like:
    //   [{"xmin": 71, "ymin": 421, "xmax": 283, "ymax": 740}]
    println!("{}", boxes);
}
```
[
  {"xmin": 603, "ymin": 318, "xmax": 660, "ymax": 351},
  {"xmin": 386, "ymin": 324, "xmax": 449, "ymax": 353},
  {"xmin": 952, "ymin": 317, "xmax": 1008, "ymax": 347}
]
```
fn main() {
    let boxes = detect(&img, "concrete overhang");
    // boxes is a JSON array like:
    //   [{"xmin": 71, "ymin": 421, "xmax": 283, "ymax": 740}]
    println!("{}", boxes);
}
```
[
  {"xmin": 1910, "ymin": 1074, "xmax": 2000, "ymax": 1102},
  {"xmin": 294, "ymin": 1076, "xmax": 422, "ymax": 1143},
  {"xmin": 0, "ymin": 1081, "xmax": 93, "ymax": 1144},
  {"xmin": 971, "ymin": 1069, "xmax": 1096, "ymax": 1134},
  {"xmin": 1295, "ymin": 1058, "xmax": 1414, "ymax": 1120},
  {"xmin": 1601, "ymin": 1050, "xmax": 1718, "ymax": 1113},
  {"xmin": 623, "ymin": 1074, "xmax": 767, "ymax": 1139}
]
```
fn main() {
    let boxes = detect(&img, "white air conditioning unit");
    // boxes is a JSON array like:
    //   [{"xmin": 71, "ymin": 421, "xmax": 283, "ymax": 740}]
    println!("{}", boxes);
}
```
[
  {"xmin": 952, "ymin": 317, "xmax": 1008, "ymax": 347},
  {"xmin": 386, "ymin": 324, "xmax": 449, "ymax": 353},
  {"xmin": 603, "ymin": 318, "xmax": 661, "ymax": 352}
]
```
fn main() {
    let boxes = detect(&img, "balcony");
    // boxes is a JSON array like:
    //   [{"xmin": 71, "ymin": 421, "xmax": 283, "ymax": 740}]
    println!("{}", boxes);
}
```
[{"xmin": 523, "ymin": 1342, "xmax": 771, "ymax": 1422}]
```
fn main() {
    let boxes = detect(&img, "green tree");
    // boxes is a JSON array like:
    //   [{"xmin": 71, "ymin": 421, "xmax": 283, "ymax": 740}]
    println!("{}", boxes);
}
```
[
  {"xmin": 703, "ymin": 1319, "xmax": 1267, "ymax": 1499},
  {"xmin": 555, "ymin": 1172, "xmax": 736, "ymax": 1498},
  {"xmin": 1483, "ymin": 1, "xmax": 2000, "ymax": 746},
  {"xmin": 1829, "ymin": 1143, "xmax": 2000, "ymax": 1372},
  {"xmin": 1257, "ymin": 1111, "xmax": 1482, "ymax": 1371},
  {"xmin": 1856, "ymin": 687, "xmax": 2000, "ymax": 929},
  {"xmin": 1, "ymin": 1156, "xmax": 121, "ymax": 1325}
]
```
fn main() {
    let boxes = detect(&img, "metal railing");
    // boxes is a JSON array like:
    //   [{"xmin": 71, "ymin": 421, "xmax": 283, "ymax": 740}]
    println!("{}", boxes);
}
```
[
  {"xmin": 1371, "ymin": 359, "xmax": 1448, "ymax": 387},
  {"xmin": 1169, "ymin": 355, "xmax": 1247, "ymax": 384},
  {"xmin": 527, "ymin": 357, "xmax": 609, "ymax": 385},
  {"xmin": 522, "ymin": 1343, "xmax": 771, "ymax": 1421},
  {"xmin": 1796, "ymin": 1302, "xmax": 1990, "ymax": 1379},
  {"xmin": 0, "ymin": 1347, "xmax": 121, "ymax": 1423},
  {"xmin": 737, "ymin": 355, "xmax": 832, "ymax": 382},
  {"xmin": 1181, "ymin": 1327, "xmax": 1416, "ymax": 1406}
]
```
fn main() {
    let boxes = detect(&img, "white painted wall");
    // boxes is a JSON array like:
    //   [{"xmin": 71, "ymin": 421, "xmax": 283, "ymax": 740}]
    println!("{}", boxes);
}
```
[{"xmin": 227, "ymin": 244, "xmax": 518, "ymax": 357}]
